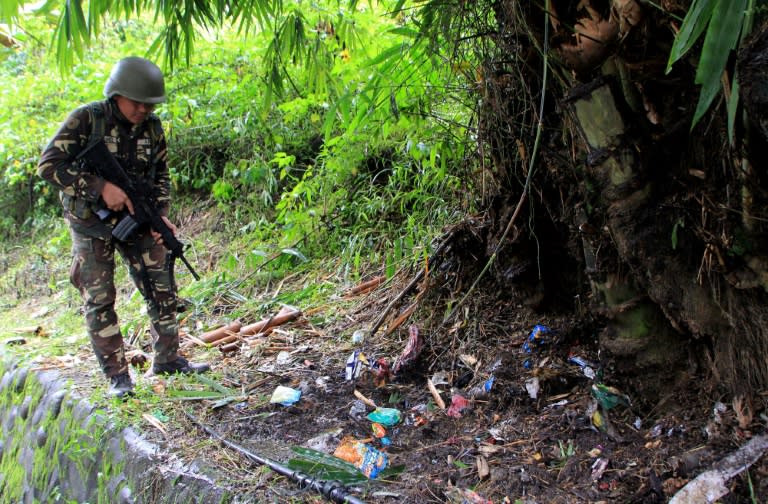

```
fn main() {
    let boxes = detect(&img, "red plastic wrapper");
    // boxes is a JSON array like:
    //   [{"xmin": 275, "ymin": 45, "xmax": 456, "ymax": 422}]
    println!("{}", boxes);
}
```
[{"xmin": 446, "ymin": 394, "xmax": 470, "ymax": 418}]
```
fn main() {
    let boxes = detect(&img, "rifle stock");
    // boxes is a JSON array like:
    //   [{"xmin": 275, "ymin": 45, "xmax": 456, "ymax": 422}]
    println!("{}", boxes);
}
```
[{"xmin": 77, "ymin": 140, "xmax": 200, "ymax": 280}]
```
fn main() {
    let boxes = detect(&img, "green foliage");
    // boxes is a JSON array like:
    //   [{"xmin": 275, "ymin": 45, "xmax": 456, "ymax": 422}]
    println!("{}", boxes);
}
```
[
  {"xmin": 552, "ymin": 439, "xmax": 576, "ymax": 468},
  {"xmin": 287, "ymin": 445, "xmax": 405, "ymax": 484},
  {"xmin": 666, "ymin": 0, "xmax": 755, "ymax": 134},
  {"xmin": 0, "ymin": 1, "xmax": 481, "ymax": 311}
]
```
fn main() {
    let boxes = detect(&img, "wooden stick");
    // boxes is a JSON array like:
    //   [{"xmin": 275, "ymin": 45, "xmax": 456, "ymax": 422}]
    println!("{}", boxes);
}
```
[
  {"xmin": 199, "ymin": 321, "xmax": 243, "ymax": 344},
  {"xmin": 183, "ymin": 333, "xmax": 208, "ymax": 347},
  {"xmin": 240, "ymin": 306, "xmax": 302, "ymax": 336},
  {"xmin": 384, "ymin": 302, "xmax": 417, "ymax": 336},
  {"xmin": 353, "ymin": 389, "xmax": 378, "ymax": 409},
  {"xmin": 369, "ymin": 233, "xmax": 452, "ymax": 336},
  {"xmin": 11, "ymin": 326, "xmax": 43, "ymax": 334},
  {"xmin": 427, "ymin": 378, "xmax": 446, "ymax": 410},
  {"xmin": 343, "ymin": 275, "xmax": 385, "ymax": 297},
  {"xmin": 220, "ymin": 341, "xmax": 243, "ymax": 353},
  {"xmin": 210, "ymin": 333, "xmax": 241, "ymax": 347}
]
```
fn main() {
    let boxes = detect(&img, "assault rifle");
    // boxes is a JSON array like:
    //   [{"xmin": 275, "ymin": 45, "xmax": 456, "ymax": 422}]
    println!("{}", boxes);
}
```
[{"xmin": 77, "ymin": 139, "xmax": 200, "ymax": 281}]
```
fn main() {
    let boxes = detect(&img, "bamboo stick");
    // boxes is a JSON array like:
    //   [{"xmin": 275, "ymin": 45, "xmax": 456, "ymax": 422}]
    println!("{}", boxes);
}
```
[
  {"xmin": 199, "ymin": 320, "xmax": 243, "ymax": 344},
  {"xmin": 239, "ymin": 306, "xmax": 302, "ymax": 336},
  {"xmin": 343, "ymin": 275, "xmax": 385, "ymax": 297},
  {"xmin": 427, "ymin": 378, "xmax": 446, "ymax": 410},
  {"xmin": 384, "ymin": 302, "xmax": 417, "ymax": 336}
]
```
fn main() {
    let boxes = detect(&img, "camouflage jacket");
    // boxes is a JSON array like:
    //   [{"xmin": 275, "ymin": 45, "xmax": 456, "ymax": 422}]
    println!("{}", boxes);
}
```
[{"xmin": 37, "ymin": 98, "xmax": 170, "ymax": 239}]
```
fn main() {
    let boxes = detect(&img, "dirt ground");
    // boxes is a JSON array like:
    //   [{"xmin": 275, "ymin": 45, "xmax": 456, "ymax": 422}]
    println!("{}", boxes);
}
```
[{"xmin": 42, "ymin": 267, "xmax": 767, "ymax": 504}]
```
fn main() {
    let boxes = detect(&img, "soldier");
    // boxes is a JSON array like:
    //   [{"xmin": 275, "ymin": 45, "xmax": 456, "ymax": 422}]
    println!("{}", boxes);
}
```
[{"xmin": 38, "ymin": 57, "xmax": 210, "ymax": 399}]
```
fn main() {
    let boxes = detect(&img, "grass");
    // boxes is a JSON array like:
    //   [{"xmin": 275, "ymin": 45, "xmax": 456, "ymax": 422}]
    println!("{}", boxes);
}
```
[{"xmin": 0, "ymin": 203, "xmax": 363, "ymax": 432}]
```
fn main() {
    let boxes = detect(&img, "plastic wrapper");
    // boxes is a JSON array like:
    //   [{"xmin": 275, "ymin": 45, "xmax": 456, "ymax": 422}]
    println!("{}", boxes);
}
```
[
  {"xmin": 523, "ymin": 324, "xmax": 551, "ymax": 368},
  {"xmin": 591, "ymin": 383, "xmax": 631, "ymax": 410},
  {"xmin": 333, "ymin": 436, "xmax": 389, "ymax": 479},
  {"xmin": 468, "ymin": 375, "xmax": 495, "ymax": 398},
  {"xmin": 523, "ymin": 324, "xmax": 550, "ymax": 353},
  {"xmin": 345, "ymin": 350, "xmax": 369, "ymax": 381},
  {"xmin": 446, "ymin": 394, "xmax": 469, "ymax": 418},
  {"xmin": 366, "ymin": 407, "xmax": 402, "ymax": 426},
  {"xmin": 371, "ymin": 422, "xmax": 387, "ymax": 438},
  {"xmin": 269, "ymin": 385, "xmax": 301, "ymax": 406}
]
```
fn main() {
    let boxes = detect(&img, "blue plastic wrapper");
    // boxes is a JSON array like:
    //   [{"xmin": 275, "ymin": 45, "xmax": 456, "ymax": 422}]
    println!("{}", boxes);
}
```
[
  {"xmin": 269, "ymin": 385, "xmax": 301, "ymax": 406},
  {"xmin": 345, "ymin": 349, "xmax": 369, "ymax": 381},
  {"xmin": 469, "ymin": 375, "xmax": 496, "ymax": 398},
  {"xmin": 366, "ymin": 407, "xmax": 402, "ymax": 426},
  {"xmin": 569, "ymin": 355, "xmax": 597, "ymax": 379},
  {"xmin": 483, "ymin": 375, "xmax": 495, "ymax": 392},
  {"xmin": 522, "ymin": 324, "xmax": 550, "ymax": 353}
]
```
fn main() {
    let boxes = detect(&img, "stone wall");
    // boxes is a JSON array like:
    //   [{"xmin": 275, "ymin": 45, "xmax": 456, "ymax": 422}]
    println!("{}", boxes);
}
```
[{"xmin": 0, "ymin": 359, "xmax": 233, "ymax": 504}]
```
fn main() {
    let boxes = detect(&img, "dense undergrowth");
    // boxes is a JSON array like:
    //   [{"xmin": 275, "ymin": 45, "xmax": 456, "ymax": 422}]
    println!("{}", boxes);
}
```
[{"xmin": 0, "ymin": 6, "xmax": 478, "ymax": 343}]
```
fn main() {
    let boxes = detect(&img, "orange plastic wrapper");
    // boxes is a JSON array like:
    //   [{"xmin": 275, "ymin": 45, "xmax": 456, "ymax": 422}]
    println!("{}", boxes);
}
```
[
  {"xmin": 371, "ymin": 422, "xmax": 387, "ymax": 439},
  {"xmin": 333, "ymin": 436, "xmax": 389, "ymax": 478}
]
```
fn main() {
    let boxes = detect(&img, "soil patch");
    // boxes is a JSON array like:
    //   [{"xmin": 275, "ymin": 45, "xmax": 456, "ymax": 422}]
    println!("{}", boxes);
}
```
[{"xmin": 41, "ymin": 271, "xmax": 768, "ymax": 503}]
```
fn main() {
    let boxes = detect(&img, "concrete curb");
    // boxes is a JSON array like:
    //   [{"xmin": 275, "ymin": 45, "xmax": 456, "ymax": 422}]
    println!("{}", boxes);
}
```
[{"xmin": 0, "ymin": 360, "xmax": 233, "ymax": 504}]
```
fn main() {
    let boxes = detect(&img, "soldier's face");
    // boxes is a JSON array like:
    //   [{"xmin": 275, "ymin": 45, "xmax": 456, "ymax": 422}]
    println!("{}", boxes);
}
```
[{"xmin": 115, "ymin": 96, "xmax": 156, "ymax": 125}]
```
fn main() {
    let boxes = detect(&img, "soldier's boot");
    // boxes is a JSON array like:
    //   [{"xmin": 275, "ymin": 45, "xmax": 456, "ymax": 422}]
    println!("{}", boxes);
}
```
[
  {"xmin": 153, "ymin": 356, "xmax": 210, "ymax": 375},
  {"xmin": 108, "ymin": 373, "xmax": 135, "ymax": 399}
]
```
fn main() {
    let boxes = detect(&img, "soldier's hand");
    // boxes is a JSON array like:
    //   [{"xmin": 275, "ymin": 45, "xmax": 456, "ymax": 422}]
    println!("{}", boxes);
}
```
[
  {"xmin": 151, "ymin": 216, "xmax": 178, "ymax": 245},
  {"xmin": 101, "ymin": 181, "xmax": 135, "ymax": 215}
]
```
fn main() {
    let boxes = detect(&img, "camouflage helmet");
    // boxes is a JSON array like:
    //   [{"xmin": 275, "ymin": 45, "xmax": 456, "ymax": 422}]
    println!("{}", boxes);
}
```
[{"xmin": 103, "ymin": 57, "xmax": 166, "ymax": 104}]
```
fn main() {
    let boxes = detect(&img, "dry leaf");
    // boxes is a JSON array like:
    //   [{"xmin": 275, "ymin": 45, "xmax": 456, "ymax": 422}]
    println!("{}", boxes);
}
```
[
  {"xmin": 142, "ymin": 413, "xmax": 167, "ymax": 437},
  {"xmin": 478, "ymin": 443, "xmax": 503, "ymax": 456},
  {"xmin": 733, "ymin": 395, "xmax": 753, "ymax": 430},
  {"xmin": 476, "ymin": 455, "xmax": 490, "ymax": 479}
]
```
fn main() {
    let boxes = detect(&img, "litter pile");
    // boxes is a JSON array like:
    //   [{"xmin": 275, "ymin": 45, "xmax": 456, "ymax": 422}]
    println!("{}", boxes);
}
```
[{"xmin": 20, "ymin": 275, "xmax": 768, "ymax": 503}]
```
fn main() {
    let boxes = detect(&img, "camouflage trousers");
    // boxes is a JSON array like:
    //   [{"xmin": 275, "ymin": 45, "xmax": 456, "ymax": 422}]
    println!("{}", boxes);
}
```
[{"xmin": 69, "ymin": 228, "xmax": 180, "ymax": 378}]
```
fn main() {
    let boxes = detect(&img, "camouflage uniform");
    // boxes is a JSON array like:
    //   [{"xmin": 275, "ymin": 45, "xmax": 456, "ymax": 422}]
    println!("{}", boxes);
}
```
[{"xmin": 38, "ymin": 99, "xmax": 179, "ymax": 378}]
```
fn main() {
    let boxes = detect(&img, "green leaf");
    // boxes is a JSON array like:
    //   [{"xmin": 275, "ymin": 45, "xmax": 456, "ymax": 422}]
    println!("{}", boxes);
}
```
[
  {"xmin": 691, "ymin": 0, "xmax": 748, "ymax": 128},
  {"xmin": 210, "ymin": 396, "xmax": 242, "ymax": 409},
  {"xmin": 391, "ymin": 0, "xmax": 408, "ymax": 17},
  {"xmin": 728, "ymin": 0, "xmax": 756, "ymax": 144},
  {"xmin": 666, "ymin": 0, "xmax": 718, "ymax": 74},
  {"xmin": 281, "ymin": 248, "xmax": 308, "ymax": 262},
  {"xmin": 671, "ymin": 218, "xmax": 684, "ymax": 250},
  {"xmin": 286, "ymin": 458, "xmax": 369, "ymax": 484},
  {"xmin": 364, "ymin": 42, "xmax": 411, "ymax": 69},
  {"xmin": 166, "ymin": 389, "xmax": 227, "ymax": 400},
  {"xmin": 0, "ymin": 0, "xmax": 20, "ymax": 23},
  {"xmin": 193, "ymin": 373, "xmax": 235, "ymax": 395},
  {"xmin": 387, "ymin": 26, "xmax": 419, "ymax": 38},
  {"xmin": 727, "ymin": 72, "xmax": 740, "ymax": 146},
  {"xmin": 290, "ymin": 446, "xmax": 362, "ymax": 472}
]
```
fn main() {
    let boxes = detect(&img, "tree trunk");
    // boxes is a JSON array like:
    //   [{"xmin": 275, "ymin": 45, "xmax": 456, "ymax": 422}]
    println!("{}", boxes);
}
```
[{"xmin": 479, "ymin": 0, "xmax": 768, "ymax": 397}]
